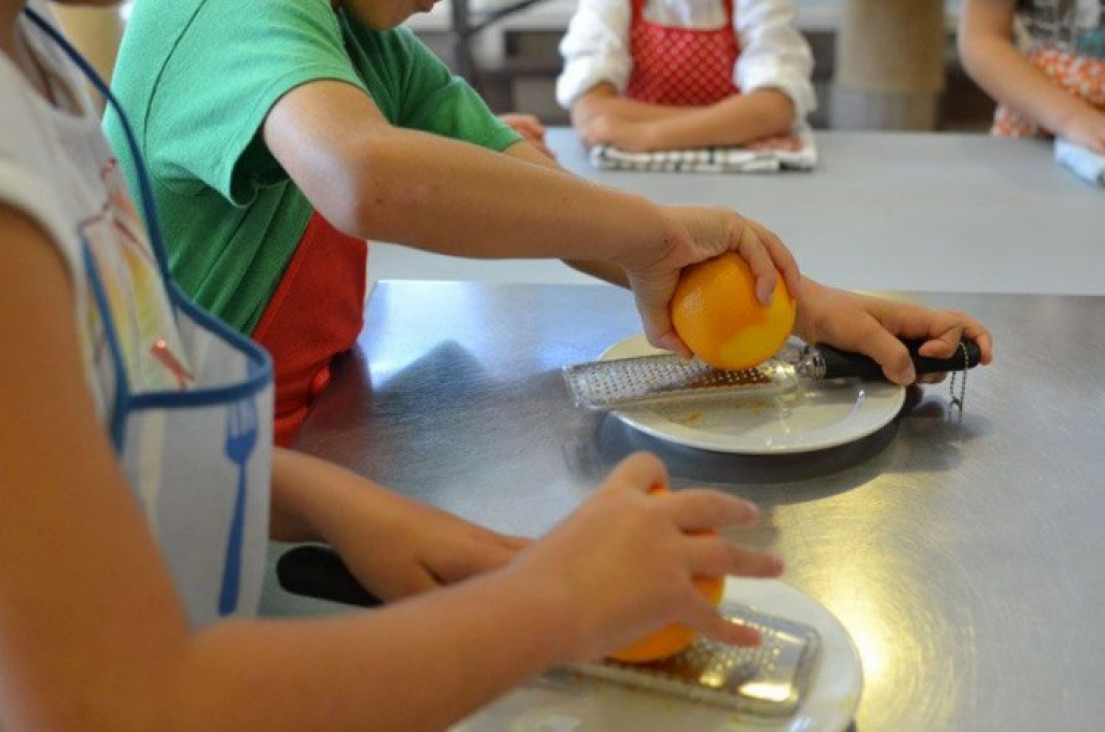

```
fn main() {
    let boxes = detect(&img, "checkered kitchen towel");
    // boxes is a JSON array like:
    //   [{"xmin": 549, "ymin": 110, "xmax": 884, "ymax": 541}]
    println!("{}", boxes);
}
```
[{"xmin": 590, "ymin": 124, "xmax": 818, "ymax": 173}]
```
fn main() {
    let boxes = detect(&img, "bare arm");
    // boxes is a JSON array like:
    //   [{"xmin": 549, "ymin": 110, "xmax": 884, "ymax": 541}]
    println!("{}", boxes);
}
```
[
  {"xmin": 571, "ymin": 83, "xmax": 685, "ymax": 129},
  {"xmin": 572, "ymin": 83, "xmax": 795, "ymax": 151},
  {"xmin": 628, "ymin": 88, "xmax": 796, "ymax": 150},
  {"xmin": 958, "ymin": 0, "xmax": 1105, "ymax": 152},
  {"xmin": 0, "ymin": 204, "xmax": 562, "ymax": 731},
  {"xmin": 0, "ymin": 203, "xmax": 782, "ymax": 731},
  {"xmin": 793, "ymin": 277, "xmax": 994, "ymax": 384},
  {"xmin": 262, "ymin": 80, "xmax": 664, "ymax": 264},
  {"xmin": 499, "ymin": 135, "xmax": 630, "ymax": 286},
  {"xmin": 269, "ymin": 447, "xmax": 527, "ymax": 600},
  {"xmin": 262, "ymin": 79, "xmax": 802, "ymax": 353}
]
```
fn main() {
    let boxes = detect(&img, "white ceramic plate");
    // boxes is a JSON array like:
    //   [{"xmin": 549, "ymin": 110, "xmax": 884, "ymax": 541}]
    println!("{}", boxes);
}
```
[
  {"xmin": 454, "ymin": 577, "xmax": 863, "ymax": 732},
  {"xmin": 600, "ymin": 334, "xmax": 906, "ymax": 454}
]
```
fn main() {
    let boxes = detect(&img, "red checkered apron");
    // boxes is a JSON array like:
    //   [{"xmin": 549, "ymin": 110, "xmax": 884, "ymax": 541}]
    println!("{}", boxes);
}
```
[
  {"xmin": 251, "ymin": 213, "xmax": 367, "ymax": 446},
  {"xmin": 992, "ymin": 46, "xmax": 1105, "ymax": 138},
  {"xmin": 625, "ymin": 0, "xmax": 740, "ymax": 105}
]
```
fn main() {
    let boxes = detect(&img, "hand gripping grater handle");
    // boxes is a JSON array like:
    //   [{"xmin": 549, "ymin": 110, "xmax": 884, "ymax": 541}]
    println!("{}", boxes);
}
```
[
  {"xmin": 816, "ymin": 338, "xmax": 982, "ymax": 381},
  {"xmin": 563, "ymin": 338, "xmax": 983, "ymax": 410}
]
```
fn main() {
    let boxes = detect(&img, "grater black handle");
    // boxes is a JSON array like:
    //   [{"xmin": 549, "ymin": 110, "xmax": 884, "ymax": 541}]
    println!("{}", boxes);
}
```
[
  {"xmin": 276, "ymin": 545, "xmax": 383, "ymax": 608},
  {"xmin": 817, "ymin": 338, "xmax": 982, "ymax": 381}
]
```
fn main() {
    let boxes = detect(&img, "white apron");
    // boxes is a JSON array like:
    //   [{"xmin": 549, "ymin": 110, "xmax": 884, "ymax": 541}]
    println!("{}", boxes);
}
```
[{"xmin": 24, "ymin": 7, "xmax": 275, "ymax": 627}]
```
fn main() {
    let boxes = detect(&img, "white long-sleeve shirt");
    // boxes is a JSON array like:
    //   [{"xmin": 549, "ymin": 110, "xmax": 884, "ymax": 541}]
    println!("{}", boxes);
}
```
[{"xmin": 556, "ymin": 0, "xmax": 817, "ymax": 116}]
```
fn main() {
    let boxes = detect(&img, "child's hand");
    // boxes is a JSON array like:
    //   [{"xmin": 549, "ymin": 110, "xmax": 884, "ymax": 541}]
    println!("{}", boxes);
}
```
[
  {"xmin": 337, "ymin": 494, "xmax": 531, "ymax": 602},
  {"xmin": 744, "ymin": 134, "xmax": 803, "ymax": 152},
  {"xmin": 793, "ymin": 280, "xmax": 994, "ymax": 385},
  {"xmin": 272, "ymin": 449, "xmax": 530, "ymax": 601},
  {"xmin": 580, "ymin": 113, "xmax": 651, "ymax": 151},
  {"xmin": 621, "ymin": 208, "xmax": 802, "ymax": 357},
  {"xmin": 509, "ymin": 452, "xmax": 783, "ymax": 663},
  {"xmin": 1062, "ymin": 107, "xmax": 1105, "ymax": 156},
  {"xmin": 499, "ymin": 113, "xmax": 556, "ymax": 160}
]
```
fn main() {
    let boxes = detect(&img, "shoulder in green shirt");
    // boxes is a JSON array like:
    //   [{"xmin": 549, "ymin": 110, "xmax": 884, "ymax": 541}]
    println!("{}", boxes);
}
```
[{"xmin": 105, "ymin": 0, "xmax": 520, "ymax": 334}]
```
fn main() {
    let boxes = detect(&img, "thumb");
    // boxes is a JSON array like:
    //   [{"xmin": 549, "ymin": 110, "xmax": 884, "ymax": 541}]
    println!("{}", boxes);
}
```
[
  {"xmin": 603, "ymin": 452, "xmax": 670, "ymax": 497},
  {"xmin": 628, "ymin": 273, "xmax": 692, "ymax": 357}
]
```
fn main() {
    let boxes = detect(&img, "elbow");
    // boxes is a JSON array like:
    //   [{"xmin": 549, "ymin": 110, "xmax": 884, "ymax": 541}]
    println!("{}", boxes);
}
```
[
  {"xmin": 311, "ymin": 138, "xmax": 405, "ymax": 240},
  {"xmin": 752, "ymin": 89, "xmax": 799, "ymax": 134},
  {"xmin": 956, "ymin": 37, "xmax": 977, "ymax": 79},
  {"xmin": 773, "ymin": 95, "xmax": 799, "ymax": 132},
  {"xmin": 310, "ymin": 161, "xmax": 374, "ymax": 239},
  {"xmin": 955, "ymin": 29, "xmax": 994, "ymax": 83}
]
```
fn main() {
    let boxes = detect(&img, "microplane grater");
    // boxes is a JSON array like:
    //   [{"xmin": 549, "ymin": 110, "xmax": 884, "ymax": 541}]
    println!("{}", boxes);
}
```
[
  {"xmin": 562, "ymin": 355, "xmax": 796, "ymax": 410},
  {"xmin": 564, "ymin": 602, "xmax": 821, "ymax": 717},
  {"xmin": 563, "ymin": 338, "xmax": 982, "ymax": 411}
]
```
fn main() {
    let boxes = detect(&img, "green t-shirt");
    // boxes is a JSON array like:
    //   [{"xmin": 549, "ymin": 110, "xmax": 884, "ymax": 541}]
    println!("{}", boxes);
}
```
[{"xmin": 105, "ymin": 0, "xmax": 520, "ymax": 334}]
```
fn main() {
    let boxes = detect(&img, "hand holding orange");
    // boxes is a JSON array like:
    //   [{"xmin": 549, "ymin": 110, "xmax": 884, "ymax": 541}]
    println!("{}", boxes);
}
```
[
  {"xmin": 671, "ymin": 252, "xmax": 796, "ymax": 370},
  {"xmin": 606, "ymin": 485, "xmax": 726, "ymax": 664}
]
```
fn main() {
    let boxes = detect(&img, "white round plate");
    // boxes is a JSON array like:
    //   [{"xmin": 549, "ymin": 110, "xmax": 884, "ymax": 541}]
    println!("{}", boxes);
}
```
[
  {"xmin": 602, "ymin": 334, "xmax": 906, "ymax": 454},
  {"xmin": 454, "ymin": 578, "xmax": 863, "ymax": 732}
]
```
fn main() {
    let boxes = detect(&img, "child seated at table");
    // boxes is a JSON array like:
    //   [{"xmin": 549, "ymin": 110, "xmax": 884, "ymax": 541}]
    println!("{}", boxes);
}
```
[
  {"xmin": 105, "ymin": 0, "xmax": 991, "ymax": 447},
  {"xmin": 3, "ymin": 2, "xmax": 792, "ymax": 728},
  {"xmin": 958, "ymin": 0, "xmax": 1105, "ymax": 155},
  {"xmin": 556, "ymin": 0, "xmax": 817, "ymax": 153}
]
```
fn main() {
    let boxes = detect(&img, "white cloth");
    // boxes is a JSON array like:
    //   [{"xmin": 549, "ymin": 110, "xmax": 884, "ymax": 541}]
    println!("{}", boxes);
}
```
[
  {"xmin": 1055, "ymin": 136, "xmax": 1105, "ymax": 185},
  {"xmin": 557, "ymin": 0, "xmax": 816, "ymax": 118},
  {"xmin": 0, "ymin": 0, "xmax": 274, "ymax": 627},
  {"xmin": 589, "ymin": 122, "xmax": 817, "ymax": 172}
]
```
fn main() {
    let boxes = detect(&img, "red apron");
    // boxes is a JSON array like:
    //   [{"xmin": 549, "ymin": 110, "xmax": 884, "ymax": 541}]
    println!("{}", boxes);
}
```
[
  {"xmin": 251, "ymin": 213, "xmax": 367, "ymax": 446},
  {"xmin": 625, "ymin": 0, "xmax": 740, "ymax": 106}
]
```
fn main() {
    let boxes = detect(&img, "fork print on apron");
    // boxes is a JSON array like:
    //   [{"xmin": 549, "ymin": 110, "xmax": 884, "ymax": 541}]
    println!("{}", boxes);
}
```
[{"xmin": 25, "ymin": 8, "xmax": 274, "ymax": 626}]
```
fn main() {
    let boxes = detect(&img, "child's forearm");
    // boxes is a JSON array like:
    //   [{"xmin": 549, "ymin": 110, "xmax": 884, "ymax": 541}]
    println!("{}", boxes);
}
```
[
  {"xmin": 958, "ymin": 0, "xmax": 1102, "ymax": 139},
  {"xmin": 644, "ymin": 89, "xmax": 796, "ymax": 149},
  {"xmin": 961, "ymin": 33, "xmax": 1097, "ymax": 136},
  {"xmin": 266, "ymin": 81, "xmax": 670, "ymax": 267},
  {"xmin": 573, "ymin": 86, "xmax": 685, "ymax": 124},
  {"xmin": 168, "ymin": 559, "xmax": 577, "ymax": 732},
  {"xmin": 570, "ymin": 83, "xmax": 621, "ymax": 129}
]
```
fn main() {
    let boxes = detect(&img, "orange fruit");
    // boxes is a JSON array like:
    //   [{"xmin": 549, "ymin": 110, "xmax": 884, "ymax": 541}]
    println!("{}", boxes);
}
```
[
  {"xmin": 606, "ymin": 486, "xmax": 726, "ymax": 664},
  {"xmin": 671, "ymin": 253, "xmax": 796, "ymax": 370}
]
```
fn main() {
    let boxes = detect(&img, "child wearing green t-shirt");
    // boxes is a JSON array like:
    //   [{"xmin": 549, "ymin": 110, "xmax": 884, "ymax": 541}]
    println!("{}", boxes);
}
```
[{"xmin": 105, "ymin": 0, "xmax": 994, "ymax": 446}]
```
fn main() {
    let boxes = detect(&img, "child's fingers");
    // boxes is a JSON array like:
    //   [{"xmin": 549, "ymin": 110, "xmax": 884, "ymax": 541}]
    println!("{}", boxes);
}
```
[
  {"xmin": 734, "ymin": 224, "xmax": 779, "ymax": 306},
  {"xmin": 682, "ymin": 534, "xmax": 783, "ymax": 579},
  {"xmin": 655, "ymin": 488, "xmax": 760, "ymax": 532},
  {"xmin": 914, "ymin": 313, "xmax": 994, "ymax": 365},
  {"xmin": 748, "ymin": 219, "xmax": 802, "ymax": 299},
  {"xmin": 626, "ymin": 272, "xmax": 684, "ymax": 355},
  {"xmin": 684, "ymin": 594, "xmax": 764, "ymax": 647},
  {"xmin": 833, "ymin": 314, "xmax": 918, "ymax": 384},
  {"xmin": 601, "ymin": 451, "xmax": 670, "ymax": 497},
  {"xmin": 734, "ymin": 219, "xmax": 800, "ymax": 306}
]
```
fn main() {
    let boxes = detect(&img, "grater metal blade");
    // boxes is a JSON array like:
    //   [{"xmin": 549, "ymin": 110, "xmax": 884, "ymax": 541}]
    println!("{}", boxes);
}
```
[
  {"xmin": 562, "ymin": 354, "xmax": 799, "ymax": 410},
  {"xmin": 561, "ymin": 602, "xmax": 821, "ymax": 717}
]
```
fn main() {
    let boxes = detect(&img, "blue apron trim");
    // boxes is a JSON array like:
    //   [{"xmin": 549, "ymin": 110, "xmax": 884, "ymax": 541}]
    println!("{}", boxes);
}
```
[
  {"xmin": 23, "ymin": 6, "xmax": 274, "ymax": 439},
  {"xmin": 80, "ymin": 244, "xmax": 132, "ymax": 446}
]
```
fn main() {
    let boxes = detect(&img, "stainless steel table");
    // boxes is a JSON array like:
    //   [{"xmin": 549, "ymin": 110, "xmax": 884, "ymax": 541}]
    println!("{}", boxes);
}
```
[
  {"xmin": 279, "ymin": 281, "xmax": 1105, "ymax": 731},
  {"xmin": 544, "ymin": 129, "xmax": 1105, "ymax": 296}
]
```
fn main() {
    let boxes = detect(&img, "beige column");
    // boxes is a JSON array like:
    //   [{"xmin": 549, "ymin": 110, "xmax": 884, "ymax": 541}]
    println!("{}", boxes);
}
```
[
  {"xmin": 831, "ymin": 0, "xmax": 946, "ymax": 130},
  {"xmin": 51, "ymin": 4, "xmax": 126, "ymax": 109}
]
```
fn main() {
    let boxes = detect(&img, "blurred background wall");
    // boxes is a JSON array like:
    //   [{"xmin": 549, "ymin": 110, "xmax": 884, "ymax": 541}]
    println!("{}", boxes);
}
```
[{"xmin": 49, "ymin": 0, "xmax": 994, "ymax": 130}]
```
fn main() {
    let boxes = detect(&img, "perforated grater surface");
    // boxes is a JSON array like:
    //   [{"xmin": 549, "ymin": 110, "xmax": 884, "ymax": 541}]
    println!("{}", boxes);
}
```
[
  {"xmin": 562, "ymin": 355, "xmax": 797, "ymax": 411},
  {"xmin": 566, "ymin": 602, "xmax": 821, "ymax": 717},
  {"xmin": 564, "ymin": 337, "xmax": 982, "ymax": 412}
]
